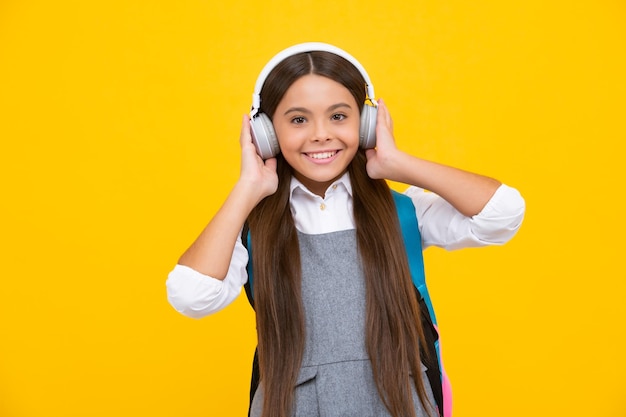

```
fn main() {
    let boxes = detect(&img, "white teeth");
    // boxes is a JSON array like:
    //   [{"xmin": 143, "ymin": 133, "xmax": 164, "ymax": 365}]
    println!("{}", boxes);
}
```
[{"xmin": 308, "ymin": 151, "xmax": 336, "ymax": 159}]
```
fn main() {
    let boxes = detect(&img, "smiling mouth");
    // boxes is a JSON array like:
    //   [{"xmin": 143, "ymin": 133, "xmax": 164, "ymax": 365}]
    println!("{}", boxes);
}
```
[{"xmin": 306, "ymin": 151, "xmax": 338, "ymax": 160}]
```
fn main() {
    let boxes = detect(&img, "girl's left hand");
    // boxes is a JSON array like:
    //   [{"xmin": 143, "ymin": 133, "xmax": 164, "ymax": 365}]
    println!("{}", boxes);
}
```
[{"xmin": 364, "ymin": 99, "xmax": 403, "ymax": 181}]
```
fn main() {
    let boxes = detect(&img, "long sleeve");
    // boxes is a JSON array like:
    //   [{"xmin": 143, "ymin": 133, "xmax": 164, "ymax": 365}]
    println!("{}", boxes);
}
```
[
  {"xmin": 166, "ymin": 180, "xmax": 525, "ymax": 319},
  {"xmin": 165, "ymin": 233, "xmax": 250, "ymax": 318},
  {"xmin": 404, "ymin": 183, "xmax": 525, "ymax": 250}
]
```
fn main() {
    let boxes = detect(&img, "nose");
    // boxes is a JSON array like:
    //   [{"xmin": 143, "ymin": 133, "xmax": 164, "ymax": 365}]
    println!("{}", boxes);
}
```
[{"xmin": 310, "ymin": 119, "xmax": 331, "ymax": 143}]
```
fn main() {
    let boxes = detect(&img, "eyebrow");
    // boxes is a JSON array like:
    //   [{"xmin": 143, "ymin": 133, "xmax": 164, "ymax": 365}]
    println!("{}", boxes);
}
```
[{"xmin": 283, "ymin": 102, "xmax": 353, "ymax": 116}]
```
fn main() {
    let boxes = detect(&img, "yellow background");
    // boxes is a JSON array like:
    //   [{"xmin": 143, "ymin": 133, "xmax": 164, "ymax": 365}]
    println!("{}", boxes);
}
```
[{"xmin": 1, "ymin": 1, "xmax": 624, "ymax": 416}]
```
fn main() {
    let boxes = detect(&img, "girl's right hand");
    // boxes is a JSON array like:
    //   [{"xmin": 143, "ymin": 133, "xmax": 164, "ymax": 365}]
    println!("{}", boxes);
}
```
[{"xmin": 238, "ymin": 115, "xmax": 278, "ymax": 202}]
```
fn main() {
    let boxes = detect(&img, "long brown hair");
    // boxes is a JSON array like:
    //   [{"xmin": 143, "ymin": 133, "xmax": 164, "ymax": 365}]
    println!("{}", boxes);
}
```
[{"xmin": 247, "ymin": 51, "xmax": 432, "ymax": 417}]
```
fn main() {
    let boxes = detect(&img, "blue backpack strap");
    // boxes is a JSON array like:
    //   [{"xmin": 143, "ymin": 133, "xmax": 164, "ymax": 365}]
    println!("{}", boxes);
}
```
[
  {"xmin": 391, "ymin": 190, "xmax": 437, "ymax": 324},
  {"xmin": 392, "ymin": 190, "xmax": 448, "ymax": 417},
  {"xmin": 240, "ymin": 222, "xmax": 259, "ymax": 417},
  {"xmin": 241, "ymin": 222, "xmax": 254, "ymax": 308}
]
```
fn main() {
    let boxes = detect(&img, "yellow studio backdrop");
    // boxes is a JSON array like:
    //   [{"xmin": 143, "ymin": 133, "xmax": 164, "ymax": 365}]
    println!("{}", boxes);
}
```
[{"xmin": 1, "ymin": 1, "xmax": 624, "ymax": 416}]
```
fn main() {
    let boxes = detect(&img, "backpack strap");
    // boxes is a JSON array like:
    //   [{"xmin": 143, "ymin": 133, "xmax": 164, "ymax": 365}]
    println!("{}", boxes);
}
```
[
  {"xmin": 391, "ymin": 191, "xmax": 437, "ymax": 321},
  {"xmin": 241, "ymin": 222, "xmax": 259, "ymax": 417},
  {"xmin": 392, "ymin": 190, "xmax": 445, "ymax": 417},
  {"xmin": 392, "ymin": 190, "xmax": 451, "ymax": 417},
  {"xmin": 241, "ymin": 222, "xmax": 254, "ymax": 309}
]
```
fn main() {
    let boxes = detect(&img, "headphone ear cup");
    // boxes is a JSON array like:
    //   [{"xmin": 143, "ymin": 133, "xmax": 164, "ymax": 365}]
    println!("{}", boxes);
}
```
[
  {"xmin": 250, "ymin": 113, "xmax": 280, "ymax": 160},
  {"xmin": 359, "ymin": 104, "xmax": 377, "ymax": 149}
]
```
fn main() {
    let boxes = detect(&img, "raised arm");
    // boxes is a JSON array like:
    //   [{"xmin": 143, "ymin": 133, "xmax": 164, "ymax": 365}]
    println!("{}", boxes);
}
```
[
  {"xmin": 365, "ymin": 99, "xmax": 501, "ymax": 217},
  {"xmin": 177, "ymin": 115, "xmax": 278, "ymax": 279}
]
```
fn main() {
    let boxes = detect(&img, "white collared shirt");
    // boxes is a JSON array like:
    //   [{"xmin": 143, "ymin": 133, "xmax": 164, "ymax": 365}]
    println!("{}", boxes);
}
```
[{"xmin": 166, "ymin": 174, "xmax": 525, "ymax": 318}]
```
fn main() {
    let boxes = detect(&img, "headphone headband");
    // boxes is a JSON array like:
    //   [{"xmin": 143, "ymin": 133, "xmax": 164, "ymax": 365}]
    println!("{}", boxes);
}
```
[{"xmin": 250, "ymin": 42, "xmax": 376, "ymax": 118}]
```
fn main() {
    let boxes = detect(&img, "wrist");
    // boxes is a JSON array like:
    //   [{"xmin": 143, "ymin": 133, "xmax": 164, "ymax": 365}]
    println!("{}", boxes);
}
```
[
  {"xmin": 231, "ymin": 180, "xmax": 265, "ymax": 211},
  {"xmin": 381, "ymin": 149, "xmax": 413, "ymax": 183}
]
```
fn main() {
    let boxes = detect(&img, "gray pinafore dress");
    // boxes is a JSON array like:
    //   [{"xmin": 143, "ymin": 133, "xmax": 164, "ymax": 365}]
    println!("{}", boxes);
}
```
[{"xmin": 250, "ymin": 230, "xmax": 436, "ymax": 417}]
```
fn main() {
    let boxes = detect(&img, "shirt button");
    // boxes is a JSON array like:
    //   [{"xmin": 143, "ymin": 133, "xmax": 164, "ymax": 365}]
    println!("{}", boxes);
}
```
[
  {"xmin": 332, "ymin": 184, "xmax": 338, "ymax": 190},
  {"xmin": 320, "ymin": 203, "xmax": 326, "ymax": 211}
]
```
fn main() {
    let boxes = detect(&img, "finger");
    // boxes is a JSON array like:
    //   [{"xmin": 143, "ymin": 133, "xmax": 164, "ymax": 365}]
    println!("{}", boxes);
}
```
[
  {"xmin": 376, "ymin": 98, "xmax": 387, "ymax": 128},
  {"xmin": 375, "ymin": 99, "xmax": 391, "ymax": 140},
  {"xmin": 264, "ymin": 156, "xmax": 277, "ymax": 172},
  {"xmin": 240, "ymin": 114, "xmax": 253, "ymax": 149},
  {"xmin": 378, "ymin": 98, "xmax": 393, "ymax": 130}
]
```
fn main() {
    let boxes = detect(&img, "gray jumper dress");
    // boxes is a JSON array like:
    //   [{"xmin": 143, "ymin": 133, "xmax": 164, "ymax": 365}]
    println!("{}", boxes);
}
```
[{"xmin": 250, "ymin": 230, "xmax": 437, "ymax": 417}]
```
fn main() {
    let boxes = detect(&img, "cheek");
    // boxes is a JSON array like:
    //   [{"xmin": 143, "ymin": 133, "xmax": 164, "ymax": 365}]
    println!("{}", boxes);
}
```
[
  {"xmin": 339, "ymin": 123, "xmax": 361, "ymax": 146},
  {"xmin": 274, "ymin": 127, "xmax": 304, "ymax": 151}
]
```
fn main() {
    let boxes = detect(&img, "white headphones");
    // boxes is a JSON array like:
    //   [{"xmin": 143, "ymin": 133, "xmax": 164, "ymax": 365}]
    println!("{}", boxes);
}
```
[{"xmin": 249, "ymin": 42, "xmax": 378, "ymax": 160}]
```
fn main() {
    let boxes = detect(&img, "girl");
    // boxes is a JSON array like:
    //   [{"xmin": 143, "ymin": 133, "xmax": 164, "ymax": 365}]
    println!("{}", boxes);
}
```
[{"xmin": 166, "ymin": 43, "xmax": 525, "ymax": 417}]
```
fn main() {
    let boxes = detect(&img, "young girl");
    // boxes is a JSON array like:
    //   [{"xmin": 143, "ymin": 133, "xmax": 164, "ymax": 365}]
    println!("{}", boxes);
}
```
[{"xmin": 166, "ymin": 43, "xmax": 525, "ymax": 417}]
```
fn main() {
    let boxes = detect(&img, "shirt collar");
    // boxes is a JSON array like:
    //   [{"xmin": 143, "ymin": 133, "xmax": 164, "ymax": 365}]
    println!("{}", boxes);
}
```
[{"xmin": 289, "ymin": 172, "xmax": 353, "ymax": 200}]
